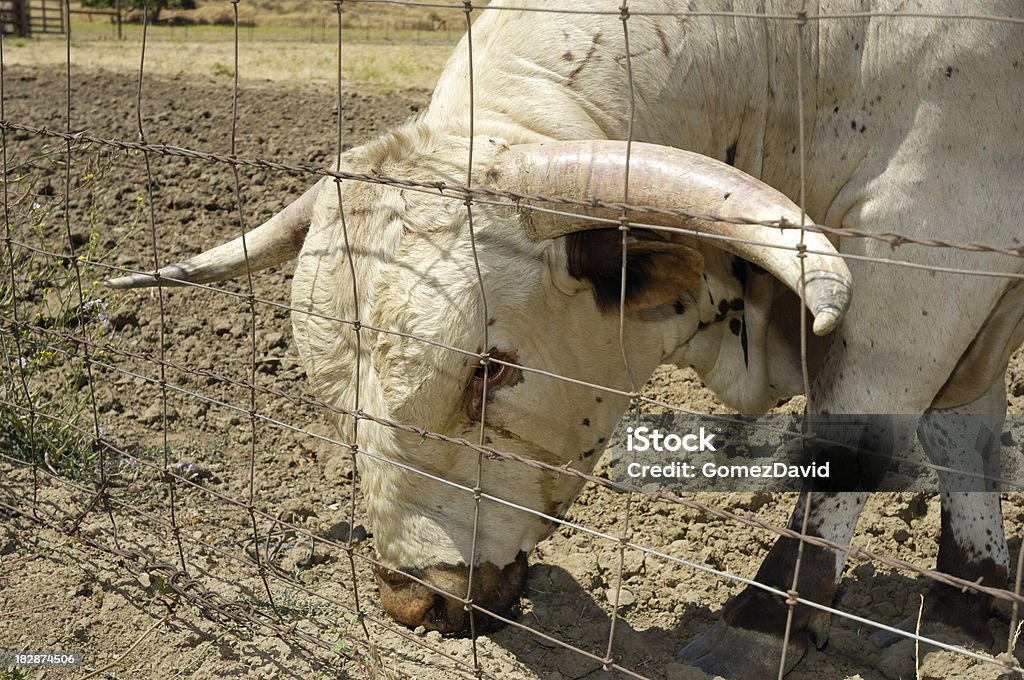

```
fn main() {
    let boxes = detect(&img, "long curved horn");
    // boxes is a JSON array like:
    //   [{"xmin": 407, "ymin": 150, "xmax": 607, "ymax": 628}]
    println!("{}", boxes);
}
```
[
  {"xmin": 490, "ymin": 141, "xmax": 851, "ymax": 335},
  {"xmin": 104, "ymin": 179, "xmax": 324, "ymax": 289}
]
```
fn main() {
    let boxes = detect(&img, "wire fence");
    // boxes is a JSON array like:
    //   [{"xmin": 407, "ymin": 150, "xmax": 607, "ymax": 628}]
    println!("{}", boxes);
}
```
[{"xmin": 3, "ymin": 2, "xmax": 1024, "ymax": 679}]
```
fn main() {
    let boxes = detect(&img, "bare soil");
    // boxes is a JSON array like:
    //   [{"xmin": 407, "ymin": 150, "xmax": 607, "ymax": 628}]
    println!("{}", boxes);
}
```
[{"xmin": 2, "ymin": 64, "xmax": 1024, "ymax": 680}]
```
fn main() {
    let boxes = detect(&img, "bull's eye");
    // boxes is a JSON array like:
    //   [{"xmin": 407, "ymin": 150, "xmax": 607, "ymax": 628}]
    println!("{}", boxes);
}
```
[
  {"xmin": 474, "ymin": 361, "xmax": 509, "ymax": 385},
  {"xmin": 465, "ymin": 349, "xmax": 522, "ymax": 422}
]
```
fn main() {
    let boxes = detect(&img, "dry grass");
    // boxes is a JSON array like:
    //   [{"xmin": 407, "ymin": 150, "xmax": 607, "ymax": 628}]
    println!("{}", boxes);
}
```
[
  {"xmin": 6, "ymin": 19, "xmax": 455, "ymax": 93},
  {"xmin": 173, "ymin": 0, "xmax": 466, "ymax": 31}
]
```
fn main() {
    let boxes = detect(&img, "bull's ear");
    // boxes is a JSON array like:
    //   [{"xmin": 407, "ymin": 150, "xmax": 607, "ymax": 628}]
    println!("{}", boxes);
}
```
[{"xmin": 566, "ymin": 230, "xmax": 704, "ymax": 312}]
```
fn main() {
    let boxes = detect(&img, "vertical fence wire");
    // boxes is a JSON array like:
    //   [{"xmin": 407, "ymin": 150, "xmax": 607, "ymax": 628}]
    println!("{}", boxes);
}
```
[
  {"xmin": 459, "ymin": 3, "xmax": 490, "ymax": 673},
  {"xmin": 60, "ymin": 0, "xmax": 111, "ymax": 540},
  {"xmin": 777, "ymin": 5, "xmax": 816, "ymax": 678},
  {"xmin": 604, "ymin": 1, "xmax": 640, "ymax": 673},
  {"xmin": 335, "ymin": 0, "xmax": 374, "ymax": 647},
  {"xmin": 0, "ymin": 23, "xmax": 43, "ymax": 515},
  {"xmin": 230, "ymin": 0, "xmax": 282, "ymax": 623},
  {"xmin": 135, "ymin": 0, "xmax": 187, "ymax": 573}
]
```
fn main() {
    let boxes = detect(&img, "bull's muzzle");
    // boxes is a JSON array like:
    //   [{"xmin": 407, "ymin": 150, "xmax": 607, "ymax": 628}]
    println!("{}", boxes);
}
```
[{"xmin": 374, "ymin": 551, "xmax": 528, "ymax": 633}]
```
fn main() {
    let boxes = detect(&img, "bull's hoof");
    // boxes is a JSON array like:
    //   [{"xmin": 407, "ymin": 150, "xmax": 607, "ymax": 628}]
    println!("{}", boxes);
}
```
[{"xmin": 679, "ymin": 622, "xmax": 807, "ymax": 680}]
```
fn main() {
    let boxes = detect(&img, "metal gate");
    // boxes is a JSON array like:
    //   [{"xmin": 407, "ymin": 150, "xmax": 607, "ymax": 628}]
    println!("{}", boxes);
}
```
[
  {"xmin": 0, "ymin": 0, "xmax": 29, "ymax": 36},
  {"xmin": 28, "ymin": 0, "xmax": 65, "ymax": 35},
  {"xmin": 1, "ymin": 0, "xmax": 66, "ymax": 36}
]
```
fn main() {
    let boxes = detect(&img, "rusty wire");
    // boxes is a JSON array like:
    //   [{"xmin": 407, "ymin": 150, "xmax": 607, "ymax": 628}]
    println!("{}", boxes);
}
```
[
  {"xmin": 4, "ymin": 120, "xmax": 1024, "ymax": 264},
  {"xmin": 3, "ymin": 316, "xmax": 1024, "ymax": 606}
]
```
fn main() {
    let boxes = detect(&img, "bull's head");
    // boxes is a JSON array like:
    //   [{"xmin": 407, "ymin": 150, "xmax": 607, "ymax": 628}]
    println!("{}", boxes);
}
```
[{"xmin": 106, "ymin": 125, "xmax": 850, "ymax": 633}]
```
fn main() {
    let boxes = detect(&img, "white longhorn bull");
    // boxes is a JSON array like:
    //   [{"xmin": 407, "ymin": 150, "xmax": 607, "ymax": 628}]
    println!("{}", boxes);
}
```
[{"xmin": 108, "ymin": 2, "xmax": 1024, "ymax": 677}]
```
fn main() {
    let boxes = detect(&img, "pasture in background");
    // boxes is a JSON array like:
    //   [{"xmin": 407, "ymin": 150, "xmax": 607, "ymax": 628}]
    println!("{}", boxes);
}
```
[{"xmin": 6, "ymin": 1, "xmax": 457, "ymax": 91}]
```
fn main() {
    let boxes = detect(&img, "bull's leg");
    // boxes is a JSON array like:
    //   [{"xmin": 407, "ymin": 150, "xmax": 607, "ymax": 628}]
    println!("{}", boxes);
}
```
[
  {"xmin": 680, "ymin": 491, "xmax": 866, "ymax": 678},
  {"xmin": 680, "ymin": 416, "xmax": 915, "ymax": 679},
  {"xmin": 874, "ymin": 373, "xmax": 1009, "ymax": 652}
]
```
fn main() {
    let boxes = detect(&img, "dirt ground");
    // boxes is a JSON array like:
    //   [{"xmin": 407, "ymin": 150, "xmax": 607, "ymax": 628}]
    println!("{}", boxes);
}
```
[{"xmin": 3, "ymin": 64, "xmax": 1024, "ymax": 680}]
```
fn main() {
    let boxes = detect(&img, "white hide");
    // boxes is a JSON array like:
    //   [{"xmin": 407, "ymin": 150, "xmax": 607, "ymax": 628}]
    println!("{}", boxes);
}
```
[{"xmin": 289, "ymin": 1, "xmax": 1024, "ymax": 571}]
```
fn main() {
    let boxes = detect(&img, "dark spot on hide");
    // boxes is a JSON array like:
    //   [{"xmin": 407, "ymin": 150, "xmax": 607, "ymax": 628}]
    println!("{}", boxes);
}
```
[
  {"xmin": 713, "ymin": 299, "xmax": 730, "ymax": 322},
  {"xmin": 729, "ymin": 257, "xmax": 748, "ymax": 287},
  {"xmin": 724, "ymin": 140, "xmax": 738, "ymax": 167},
  {"xmin": 729, "ymin": 318, "xmax": 742, "ymax": 336},
  {"xmin": 582, "ymin": 418, "xmax": 590, "ymax": 426},
  {"xmin": 565, "ymin": 229, "xmax": 702, "ymax": 312},
  {"xmin": 655, "ymin": 24, "xmax": 670, "ymax": 56},
  {"xmin": 740, "ymin": 316, "xmax": 749, "ymax": 367},
  {"xmin": 567, "ymin": 35, "xmax": 601, "ymax": 85},
  {"xmin": 673, "ymin": 299, "xmax": 686, "ymax": 314},
  {"xmin": 582, "ymin": 448, "xmax": 596, "ymax": 458}
]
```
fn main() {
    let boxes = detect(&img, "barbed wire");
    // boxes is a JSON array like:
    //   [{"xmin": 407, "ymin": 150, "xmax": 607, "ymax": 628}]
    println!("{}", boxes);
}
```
[
  {"xmin": 3, "ymin": 318, "xmax": 1024, "ymax": 614},
  {"xmin": 4, "ymin": 121, "xmax": 1024, "ymax": 262}
]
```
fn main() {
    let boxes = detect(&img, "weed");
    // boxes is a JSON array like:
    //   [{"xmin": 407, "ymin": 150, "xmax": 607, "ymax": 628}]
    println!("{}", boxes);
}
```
[
  {"xmin": 0, "ymin": 669, "xmax": 32, "ymax": 680},
  {"xmin": 210, "ymin": 60, "xmax": 234, "ymax": 78},
  {"xmin": 1, "ymin": 142, "xmax": 135, "ymax": 480}
]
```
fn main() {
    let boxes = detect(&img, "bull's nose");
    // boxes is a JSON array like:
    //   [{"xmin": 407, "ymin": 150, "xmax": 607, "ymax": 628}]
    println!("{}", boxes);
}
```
[{"xmin": 374, "ymin": 551, "xmax": 528, "ymax": 633}]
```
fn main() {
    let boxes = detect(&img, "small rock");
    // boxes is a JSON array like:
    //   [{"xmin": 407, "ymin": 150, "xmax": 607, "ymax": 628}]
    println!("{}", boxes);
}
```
[
  {"xmin": 413, "ymin": 626, "xmax": 426, "ymax": 636},
  {"xmin": 665, "ymin": 662, "xmax": 713, "ymax": 680},
  {"xmin": 893, "ymin": 528, "xmax": 911, "ymax": 544},
  {"xmin": 218, "ymin": 642, "xmax": 239, "ymax": 661},
  {"xmin": 137, "ymin": 573, "xmax": 152, "ymax": 589},
  {"xmin": 1001, "ymin": 431, "xmax": 1015, "ymax": 447},
  {"xmin": 98, "ymin": 397, "xmax": 124, "ymax": 414},
  {"xmin": 260, "ymin": 330, "xmax": 285, "ymax": 350},
  {"xmin": 606, "ymin": 587, "xmax": 636, "ymax": 608},
  {"xmin": 327, "ymin": 522, "xmax": 368, "ymax": 543},
  {"xmin": 81, "ymin": 521, "xmax": 104, "ymax": 538},
  {"xmin": 139, "ymin": 403, "xmax": 179, "ymax": 425},
  {"xmin": 110, "ymin": 310, "xmax": 138, "ymax": 330},
  {"xmin": 322, "ymin": 455, "xmax": 352, "ymax": 484},
  {"xmin": 875, "ymin": 601, "xmax": 899, "ymax": 618},
  {"xmin": 852, "ymin": 562, "xmax": 876, "ymax": 579},
  {"xmin": 212, "ymin": 317, "xmax": 233, "ymax": 336},
  {"xmin": 0, "ymin": 524, "xmax": 17, "ymax": 555}
]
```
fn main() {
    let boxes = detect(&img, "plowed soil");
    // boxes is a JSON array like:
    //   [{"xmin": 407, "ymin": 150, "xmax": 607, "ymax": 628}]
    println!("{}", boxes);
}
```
[{"xmin": 3, "ymin": 64, "xmax": 1024, "ymax": 680}]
